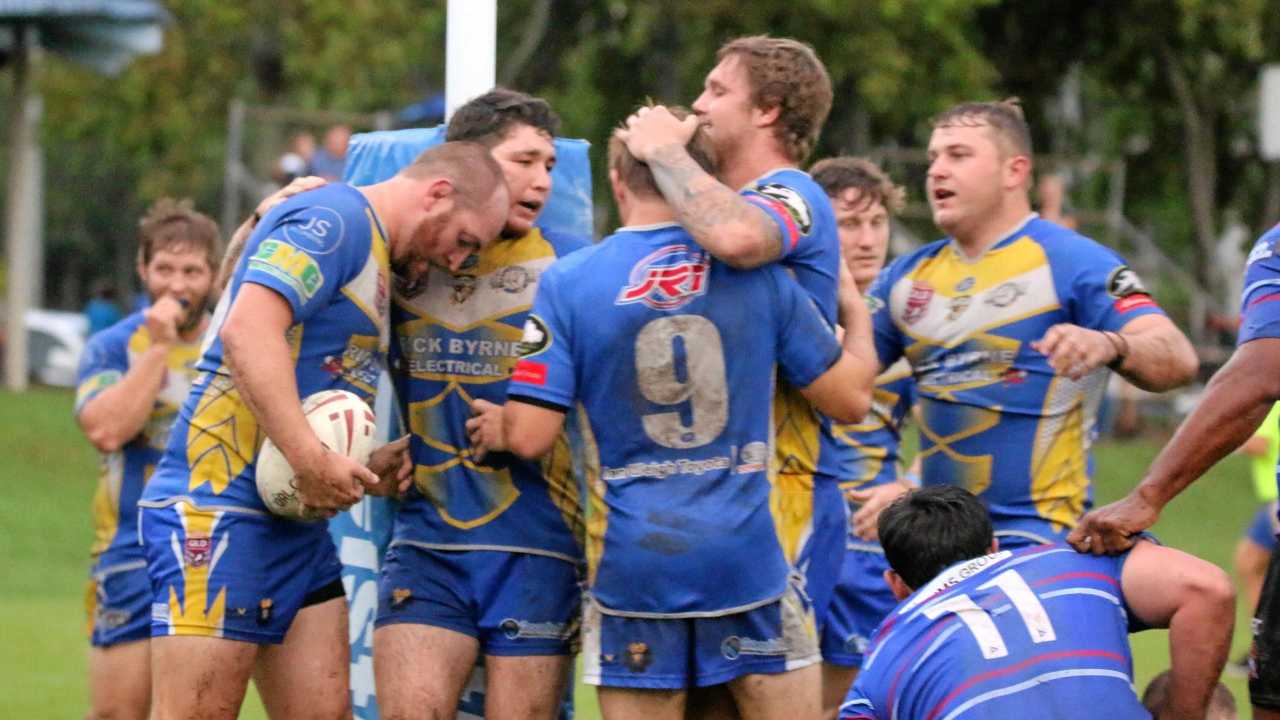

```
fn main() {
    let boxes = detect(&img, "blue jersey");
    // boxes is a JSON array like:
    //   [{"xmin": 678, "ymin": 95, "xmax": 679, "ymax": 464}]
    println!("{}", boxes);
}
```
[
  {"xmin": 834, "ymin": 359, "xmax": 915, "ymax": 552},
  {"xmin": 869, "ymin": 216, "xmax": 1165, "ymax": 543},
  {"xmin": 743, "ymin": 169, "xmax": 854, "ymax": 480},
  {"xmin": 141, "ymin": 184, "xmax": 390, "ymax": 514},
  {"xmin": 842, "ymin": 544, "xmax": 1148, "ymax": 719},
  {"xmin": 507, "ymin": 222, "xmax": 843, "ymax": 616},
  {"xmin": 389, "ymin": 227, "xmax": 588, "ymax": 562},
  {"xmin": 75, "ymin": 312, "xmax": 204, "ymax": 557},
  {"xmin": 1239, "ymin": 224, "xmax": 1280, "ymax": 506}
]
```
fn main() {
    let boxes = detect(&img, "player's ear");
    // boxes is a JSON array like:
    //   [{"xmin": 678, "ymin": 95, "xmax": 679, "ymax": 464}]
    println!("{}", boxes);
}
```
[
  {"xmin": 884, "ymin": 569, "xmax": 912, "ymax": 601},
  {"xmin": 753, "ymin": 102, "xmax": 781, "ymax": 129},
  {"xmin": 422, "ymin": 178, "xmax": 456, "ymax": 214},
  {"xmin": 1006, "ymin": 154, "xmax": 1032, "ymax": 193}
]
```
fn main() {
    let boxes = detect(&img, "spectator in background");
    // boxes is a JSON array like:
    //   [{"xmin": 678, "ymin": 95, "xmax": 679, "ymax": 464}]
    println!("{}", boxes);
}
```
[
  {"xmin": 1036, "ymin": 172, "xmax": 1078, "ymax": 229},
  {"xmin": 84, "ymin": 280, "xmax": 123, "ymax": 337},
  {"xmin": 1232, "ymin": 402, "xmax": 1280, "ymax": 673},
  {"xmin": 276, "ymin": 131, "xmax": 316, "ymax": 186},
  {"xmin": 307, "ymin": 124, "xmax": 352, "ymax": 180}
]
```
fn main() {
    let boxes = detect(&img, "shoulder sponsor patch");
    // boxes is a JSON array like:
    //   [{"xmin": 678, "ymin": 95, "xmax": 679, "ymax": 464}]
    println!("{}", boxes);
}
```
[
  {"xmin": 511, "ymin": 359, "xmax": 547, "ymax": 386},
  {"xmin": 751, "ymin": 182, "xmax": 814, "ymax": 236},
  {"xmin": 616, "ymin": 244, "xmax": 710, "ymax": 310},
  {"xmin": 282, "ymin": 206, "xmax": 345, "ymax": 255},
  {"xmin": 516, "ymin": 315, "xmax": 551, "ymax": 357},
  {"xmin": 1106, "ymin": 266, "xmax": 1148, "ymax": 298},
  {"xmin": 1114, "ymin": 294, "xmax": 1158, "ymax": 313},
  {"xmin": 1248, "ymin": 237, "xmax": 1278, "ymax": 266},
  {"xmin": 75, "ymin": 370, "xmax": 123, "ymax": 411},
  {"xmin": 249, "ymin": 239, "xmax": 325, "ymax": 301}
]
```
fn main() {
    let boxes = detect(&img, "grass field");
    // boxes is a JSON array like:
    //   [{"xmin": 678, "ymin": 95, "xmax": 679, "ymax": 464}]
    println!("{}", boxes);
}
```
[{"xmin": 0, "ymin": 387, "xmax": 1260, "ymax": 717}]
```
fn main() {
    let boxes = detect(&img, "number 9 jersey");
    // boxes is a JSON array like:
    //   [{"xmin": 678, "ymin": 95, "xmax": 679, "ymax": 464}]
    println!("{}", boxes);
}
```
[{"xmin": 507, "ymin": 222, "xmax": 845, "ymax": 617}]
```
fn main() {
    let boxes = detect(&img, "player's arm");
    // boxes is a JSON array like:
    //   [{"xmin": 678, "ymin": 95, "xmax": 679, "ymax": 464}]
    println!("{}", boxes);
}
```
[
  {"xmin": 217, "ymin": 176, "xmax": 327, "ymax": 292},
  {"xmin": 1069, "ymin": 337, "xmax": 1280, "ymax": 553},
  {"xmin": 800, "ymin": 269, "xmax": 877, "ymax": 423},
  {"xmin": 76, "ymin": 298, "xmax": 186, "ymax": 452},
  {"xmin": 616, "ymin": 106, "xmax": 783, "ymax": 269},
  {"xmin": 219, "ymin": 283, "xmax": 374, "ymax": 510},
  {"xmin": 500, "ymin": 399, "xmax": 566, "ymax": 460},
  {"xmin": 1119, "ymin": 540, "xmax": 1235, "ymax": 720},
  {"xmin": 1031, "ymin": 313, "xmax": 1196, "ymax": 391}
]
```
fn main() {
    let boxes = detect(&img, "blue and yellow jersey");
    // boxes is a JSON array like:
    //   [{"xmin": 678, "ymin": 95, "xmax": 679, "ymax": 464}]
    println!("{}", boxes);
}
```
[
  {"xmin": 141, "ymin": 184, "xmax": 390, "ymax": 514},
  {"xmin": 742, "ymin": 169, "xmax": 854, "ymax": 483},
  {"xmin": 507, "ymin": 223, "xmax": 844, "ymax": 617},
  {"xmin": 842, "ymin": 545, "xmax": 1149, "ymax": 719},
  {"xmin": 75, "ymin": 312, "xmax": 203, "ymax": 557},
  {"xmin": 834, "ymin": 359, "xmax": 915, "ymax": 550},
  {"xmin": 868, "ymin": 216, "xmax": 1166, "ymax": 543},
  {"xmin": 389, "ymin": 227, "xmax": 588, "ymax": 563}
]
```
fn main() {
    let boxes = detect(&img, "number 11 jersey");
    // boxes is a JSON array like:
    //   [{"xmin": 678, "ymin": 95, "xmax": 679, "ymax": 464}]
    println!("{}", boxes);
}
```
[{"xmin": 507, "ymin": 222, "xmax": 845, "ymax": 617}]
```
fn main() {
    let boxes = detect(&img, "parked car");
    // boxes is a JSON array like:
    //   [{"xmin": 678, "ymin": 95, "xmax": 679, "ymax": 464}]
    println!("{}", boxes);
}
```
[{"xmin": 25, "ymin": 308, "xmax": 87, "ymax": 387}]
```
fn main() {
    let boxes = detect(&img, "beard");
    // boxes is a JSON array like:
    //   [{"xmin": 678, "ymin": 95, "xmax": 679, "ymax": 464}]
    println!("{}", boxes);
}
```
[{"xmin": 177, "ymin": 295, "xmax": 211, "ymax": 334}]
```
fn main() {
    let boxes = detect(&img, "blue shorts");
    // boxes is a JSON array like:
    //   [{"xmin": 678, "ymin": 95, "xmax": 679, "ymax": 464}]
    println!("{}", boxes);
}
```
[
  {"xmin": 375, "ymin": 543, "xmax": 580, "ymax": 656},
  {"xmin": 821, "ymin": 546, "xmax": 897, "ymax": 667},
  {"xmin": 581, "ymin": 583, "xmax": 820, "ymax": 689},
  {"xmin": 86, "ymin": 555, "xmax": 151, "ymax": 647},
  {"xmin": 1247, "ymin": 502, "xmax": 1280, "ymax": 551},
  {"xmin": 140, "ymin": 501, "xmax": 343, "ymax": 644},
  {"xmin": 798, "ymin": 476, "xmax": 848, "ymax": 630}
]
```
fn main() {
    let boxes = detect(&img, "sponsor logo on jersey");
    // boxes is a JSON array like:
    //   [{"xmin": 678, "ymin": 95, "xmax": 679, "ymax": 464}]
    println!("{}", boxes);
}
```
[
  {"xmin": 865, "ymin": 295, "xmax": 885, "ymax": 314},
  {"xmin": 450, "ymin": 275, "xmax": 477, "ymax": 304},
  {"xmin": 184, "ymin": 535, "xmax": 212, "ymax": 567},
  {"xmin": 616, "ymin": 245, "xmax": 710, "ymax": 310},
  {"xmin": 624, "ymin": 642, "xmax": 652, "ymax": 672},
  {"xmin": 512, "ymin": 359, "xmax": 548, "ymax": 386},
  {"xmin": 75, "ymin": 370, "xmax": 122, "ymax": 411},
  {"xmin": 1248, "ymin": 238, "xmax": 1277, "ymax": 265},
  {"xmin": 1106, "ymin": 266, "xmax": 1148, "ymax": 298},
  {"xmin": 985, "ymin": 282, "xmax": 1026, "ymax": 308},
  {"xmin": 946, "ymin": 295, "xmax": 972, "ymax": 321},
  {"xmin": 282, "ymin": 207, "xmax": 344, "ymax": 255},
  {"xmin": 903, "ymin": 281, "xmax": 934, "ymax": 325},
  {"xmin": 98, "ymin": 607, "xmax": 132, "ymax": 630},
  {"xmin": 737, "ymin": 441, "xmax": 769, "ymax": 473},
  {"xmin": 250, "ymin": 240, "xmax": 325, "ymax": 301},
  {"xmin": 1114, "ymin": 294, "xmax": 1158, "ymax": 313},
  {"xmin": 955, "ymin": 276, "xmax": 976, "ymax": 293},
  {"xmin": 491, "ymin": 265, "xmax": 535, "ymax": 294},
  {"xmin": 752, "ymin": 182, "xmax": 814, "ymax": 236},
  {"xmin": 517, "ymin": 315, "xmax": 551, "ymax": 357}
]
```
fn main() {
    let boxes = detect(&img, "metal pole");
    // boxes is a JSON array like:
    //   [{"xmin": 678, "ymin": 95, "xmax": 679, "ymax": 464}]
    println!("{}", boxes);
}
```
[
  {"xmin": 221, "ymin": 98, "xmax": 245, "ymax": 235},
  {"xmin": 445, "ymin": 0, "xmax": 496, "ymax": 121},
  {"xmin": 4, "ymin": 24, "xmax": 41, "ymax": 392}
]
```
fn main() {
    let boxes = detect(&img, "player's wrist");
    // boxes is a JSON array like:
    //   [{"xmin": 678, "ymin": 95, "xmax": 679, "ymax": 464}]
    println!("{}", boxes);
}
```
[{"xmin": 1102, "ymin": 330, "xmax": 1129, "ymax": 369}]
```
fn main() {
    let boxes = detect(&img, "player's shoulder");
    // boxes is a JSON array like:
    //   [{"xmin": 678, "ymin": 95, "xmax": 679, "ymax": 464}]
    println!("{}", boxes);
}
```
[
  {"xmin": 265, "ymin": 184, "xmax": 372, "ymax": 249},
  {"xmin": 1246, "ymin": 223, "xmax": 1280, "ymax": 269},
  {"xmin": 88, "ymin": 310, "xmax": 147, "ymax": 352},
  {"xmin": 1022, "ymin": 217, "xmax": 1122, "ymax": 264},
  {"xmin": 877, "ymin": 240, "xmax": 949, "ymax": 290},
  {"xmin": 743, "ymin": 167, "xmax": 832, "ymax": 231},
  {"xmin": 539, "ymin": 236, "xmax": 606, "ymax": 285},
  {"xmin": 535, "ymin": 225, "xmax": 593, "ymax": 258}
]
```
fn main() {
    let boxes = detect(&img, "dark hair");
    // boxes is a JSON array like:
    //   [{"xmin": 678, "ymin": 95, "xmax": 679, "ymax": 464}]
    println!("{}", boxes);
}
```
[
  {"xmin": 608, "ymin": 106, "xmax": 717, "ymax": 199},
  {"xmin": 1142, "ymin": 670, "xmax": 1236, "ymax": 719},
  {"xmin": 931, "ymin": 98, "xmax": 1032, "ymax": 159},
  {"xmin": 809, "ymin": 156, "xmax": 906, "ymax": 214},
  {"xmin": 445, "ymin": 87, "xmax": 560, "ymax": 147},
  {"xmin": 716, "ymin": 35, "xmax": 832, "ymax": 162},
  {"xmin": 878, "ymin": 486, "xmax": 994, "ymax": 589},
  {"xmin": 398, "ymin": 141, "xmax": 508, "ymax": 211},
  {"xmin": 137, "ymin": 197, "xmax": 221, "ymax": 268}
]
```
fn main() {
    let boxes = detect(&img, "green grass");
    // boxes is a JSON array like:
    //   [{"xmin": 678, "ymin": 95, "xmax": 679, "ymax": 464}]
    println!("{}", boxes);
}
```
[{"xmin": 0, "ymin": 389, "xmax": 1258, "ymax": 717}]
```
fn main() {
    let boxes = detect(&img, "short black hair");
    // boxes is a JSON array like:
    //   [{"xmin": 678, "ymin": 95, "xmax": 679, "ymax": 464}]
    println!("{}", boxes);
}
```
[
  {"xmin": 878, "ymin": 486, "xmax": 994, "ymax": 589},
  {"xmin": 445, "ymin": 87, "xmax": 559, "ymax": 147}
]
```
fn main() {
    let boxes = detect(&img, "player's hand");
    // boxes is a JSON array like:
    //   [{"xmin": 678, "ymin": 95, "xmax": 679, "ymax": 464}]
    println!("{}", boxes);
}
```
[
  {"xmin": 1030, "ymin": 324, "xmax": 1116, "ymax": 381},
  {"xmin": 465, "ymin": 399, "xmax": 507, "ymax": 463},
  {"xmin": 253, "ymin": 175, "xmax": 326, "ymax": 224},
  {"xmin": 143, "ymin": 296, "xmax": 185, "ymax": 346},
  {"xmin": 365, "ymin": 434, "xmax": 413, "ymax": 498},
  {"xmin": 294, "ymin": 447, "xmax": 374, "ymax": 512},
  {"xmin": 836, "ymin": 251, "xmax": 869, "ymax": 333},
  {"xmin": 848, "ymin": 482, "xmax": 910, "ymax": 541},
  {"xmin": 616, "ymin": 105, "xmax": 699, "ymax": 163},
  {"xmin": 1066, "ymin": 491, "xmax": 1160, "ymax": 555}
]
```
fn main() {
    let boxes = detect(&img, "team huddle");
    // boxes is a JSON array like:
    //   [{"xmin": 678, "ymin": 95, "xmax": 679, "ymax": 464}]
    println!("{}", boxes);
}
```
[{"xmin": 74, "ymin": 33, "xmax": 1271, "ymax": 720}]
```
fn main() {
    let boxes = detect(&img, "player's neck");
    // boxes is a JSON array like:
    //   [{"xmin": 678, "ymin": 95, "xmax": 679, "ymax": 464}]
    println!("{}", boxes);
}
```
[
  {"xmin": 719, "ymin": 137, "xmax": 794, "ymax": 190},
  {"xmin": 621, "ymin": 200, "xmax": 677, "ymax": 228},
  {"xmin": 951, "ymin": 198, "xmax": 1034, "ymax": 258},
  {"xmin": 354, "ymin": 183, "xmax": 401, "ymax": 242}
]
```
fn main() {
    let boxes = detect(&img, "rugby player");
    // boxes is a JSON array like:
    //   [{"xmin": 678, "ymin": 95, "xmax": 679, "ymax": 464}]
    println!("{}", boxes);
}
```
[
  {"xmin": 618, "ymin": 35, "xmax": 875, "ymax": 646},
  {"xmin": 137, "ymin": 142, "xmax": 507, "ymax": 720},
  {"xmin": 841, "ymin": 486, "xmax": 1233, "ymax": 719},
  {"xmin": 1070, "ymin": 220, "xmax": 1280, "ymax": 718},
  {"xmin": 865, "ymin": 99, "xmax": 1197, "ymax": 550},
  {"xmin": 75, "ymin": 198, "xmax": 220, "ymax": 720},
  {"xmin": 475, "ymin": 111, "xmax": 872, "ymax": 720},
  {"xmin": 374, "ymin": 89, "xmax": 589, "ymax": 720},
  {"xmin": 808, "ymin": 157, "xmax": 914, "ymax": 718}
]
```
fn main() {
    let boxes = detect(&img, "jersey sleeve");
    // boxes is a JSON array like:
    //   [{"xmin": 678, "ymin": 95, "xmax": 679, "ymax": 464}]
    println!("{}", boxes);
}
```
[
  {"xmin": 772, "ymin": 268, "xmax": 843, "ymax": 389},
  {"xmin": 241, "ymin": 202, "xmax": 359, "ymax": 323},
  {"xmin": 74, "ymin": 324, "xmax": 129, "ymax": 416},
  {"xmin": 1058, "ymin": 240, "xmax": 1165, "ymax": 332},
  {"xmin": 741, "ymin": 176, "xmax": 822, "ymax": 260},
  {"xmin": 839, "ymin": 682, "xmax": 881, "ymax": 720},
  {"xmin": 507, "ymin": 265, "xmax": 575, "ymax": 412},
  {"xmin": 868, "ymin": 259, "xmax": 906, "ymax": 367},
  {"xmin": 1239, "ymin": 229, "xmax": 1280, "ymax": 345}
]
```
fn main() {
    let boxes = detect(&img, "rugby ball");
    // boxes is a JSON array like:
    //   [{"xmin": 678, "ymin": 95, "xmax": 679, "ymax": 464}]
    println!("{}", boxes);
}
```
[{"xmin": 255, "ymin": 389, "xmax": 378, "ymax": 521}]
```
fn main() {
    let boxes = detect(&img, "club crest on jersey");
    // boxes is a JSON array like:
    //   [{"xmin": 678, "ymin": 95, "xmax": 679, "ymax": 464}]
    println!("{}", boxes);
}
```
[
  {"xmin": 903, "ymin": 281, "xmax": 934, "ymax": 325},
  {"xmin": 184, "ymin": 535, "xmax": 212, "ymax": 567},
  {"xmin": 616, "ymin": 245, "xmax": 710, "ymax": 310},
  {"xmin": 1106, "ymin": 266, "xmax": 1148, "ymax": 298},
  {"xmin": 517, "ymin": 315, "xmax": 551, "ymax": 357},
  {"xmin": 753, "ymin": 183, "xmax": 813, "ymax": 235}
]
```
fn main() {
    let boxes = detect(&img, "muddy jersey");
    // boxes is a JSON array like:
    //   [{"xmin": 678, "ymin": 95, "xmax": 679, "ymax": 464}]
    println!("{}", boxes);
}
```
[
  {"xmin": 75, "ymin": 312, "xmax": 203, "ymax": 557},
  {"xmin": 868, "ymin": 215, "xmax": 1165, "ymax": 542},
  {"xmin": 508, "ymin": 222, "xmax": 844, "ymax": 616},
  {"xmin": 140, "ymin": 183, "xmax": 390, "ymax": 514},
  {"xmin": 389, "ymin": 227, "xmax": 589, "ymax": 562}
]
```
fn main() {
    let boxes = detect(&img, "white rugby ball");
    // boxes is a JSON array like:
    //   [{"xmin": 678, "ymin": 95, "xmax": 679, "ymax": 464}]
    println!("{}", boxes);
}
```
[{"xmin": 255, "ymin": 389, "xmax": 378, "ymax": 521}]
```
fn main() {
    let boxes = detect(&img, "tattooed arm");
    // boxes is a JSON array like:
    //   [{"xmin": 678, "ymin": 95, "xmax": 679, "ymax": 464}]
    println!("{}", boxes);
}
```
[{"xmin": 618, "ymin": 106, "xmax": 784, "ymax": 269}]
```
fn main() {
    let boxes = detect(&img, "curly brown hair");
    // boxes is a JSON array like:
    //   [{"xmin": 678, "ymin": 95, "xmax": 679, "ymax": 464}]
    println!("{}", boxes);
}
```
[
  {"xmin": 809, "ymin": 156, "xmax": 905, "ymax": 215},
  {"xmin": 137, "ymin": 198, "xmax": 221, "ymax": 268},
  {"xmin": 716, "ymin": 35, "xmax": 832, "ymax": 163}
]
